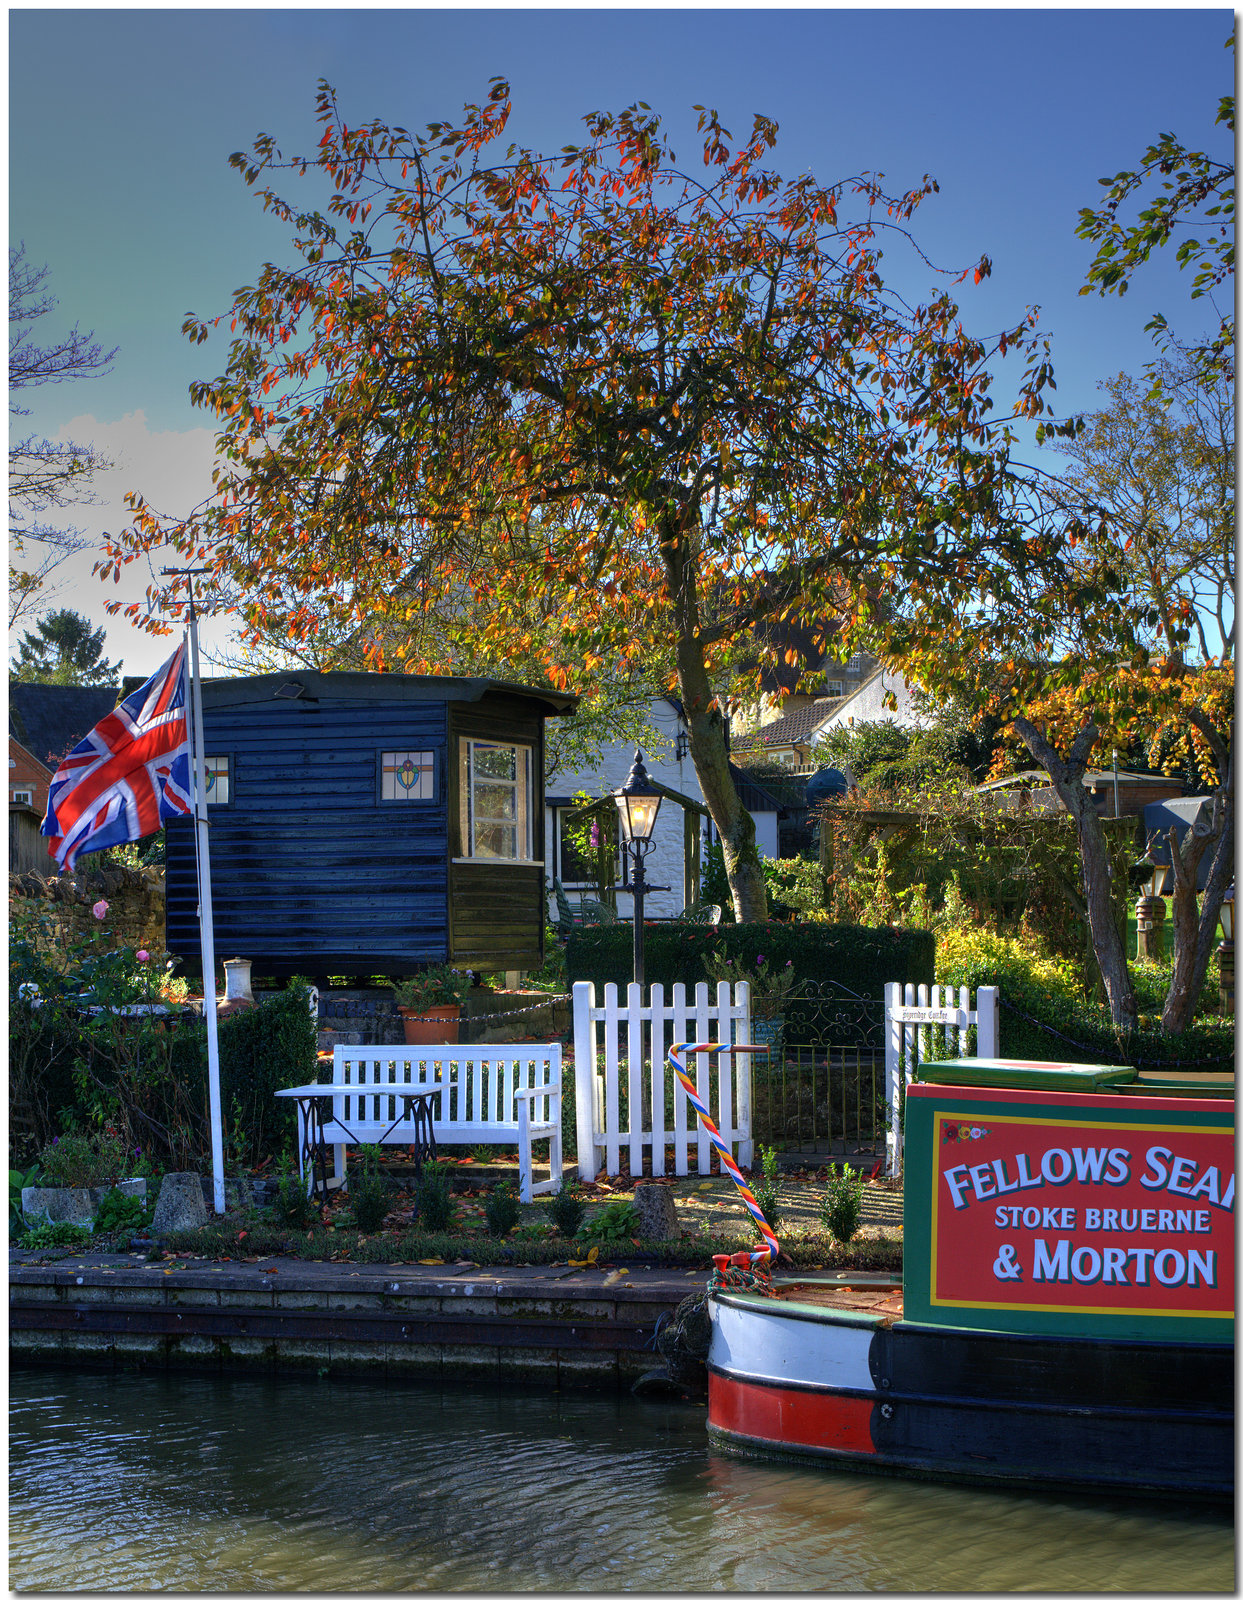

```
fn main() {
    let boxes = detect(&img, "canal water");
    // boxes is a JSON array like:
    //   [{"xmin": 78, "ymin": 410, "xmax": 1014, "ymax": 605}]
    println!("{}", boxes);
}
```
[{"xmin": 9, "ymin": 1366, "xmax": 1233, "ymax": 1592}]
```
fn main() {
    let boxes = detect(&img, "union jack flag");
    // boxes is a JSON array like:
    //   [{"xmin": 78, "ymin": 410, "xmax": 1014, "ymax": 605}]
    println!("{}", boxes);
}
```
[{"xmin": 42, "ymin": 643, "xmax": 193, "ymax": 872}]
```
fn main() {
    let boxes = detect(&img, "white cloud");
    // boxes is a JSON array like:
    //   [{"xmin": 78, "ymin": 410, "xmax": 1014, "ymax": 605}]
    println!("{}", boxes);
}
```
[{"xmin": 10, "ymin": 410, "xmax": 241, "ymax": 678}]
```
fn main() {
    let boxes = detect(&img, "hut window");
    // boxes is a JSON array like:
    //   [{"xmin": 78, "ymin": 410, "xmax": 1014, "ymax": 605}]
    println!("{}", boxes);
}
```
[
  {"xmin": 204, "ymin": 756, "xmax": 230, "ymax": 805},
  {"xmin": 460, "ymin": 740, "xmax": 533, "ymax": 860},
  {"xmin": 380, "ymin": 750, "xmax": 436, "ymax": 801}
]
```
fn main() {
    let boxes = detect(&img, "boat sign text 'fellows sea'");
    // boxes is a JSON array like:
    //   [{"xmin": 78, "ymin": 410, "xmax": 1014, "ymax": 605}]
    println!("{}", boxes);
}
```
[{"xmin": 903, "ymin": 1084, "xmax": 1235, "ymax": 1343}]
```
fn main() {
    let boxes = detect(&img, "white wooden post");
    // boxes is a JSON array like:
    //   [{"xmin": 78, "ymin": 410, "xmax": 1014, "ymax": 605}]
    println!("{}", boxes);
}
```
[
  {"xmin": 572, "ymin": 981, "xmax": 599, "ymax": 1182},
  {"xmin": 735, "ymin": 978, "xmax": 753, "ymax": 1170},
  {"xmin": 626, "ymin": 981, "xmax": 645, "ymax": 1177},
  {"xmin": 884, "ymin": 980, "xmax": 903, "ymax": 1177},
  {"xmin": 977, "ymin": 985, "xmax": 1000, "ymax": 1057},
  {"xmin": 650, "ymin": 983, "xmax": 668, "ymax": 1177}
]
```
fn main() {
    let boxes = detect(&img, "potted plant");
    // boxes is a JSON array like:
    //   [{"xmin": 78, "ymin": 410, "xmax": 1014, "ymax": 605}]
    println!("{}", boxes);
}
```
[{"xmin": 385, "ymin": 966, "xmax": 475, "ymax": 1044}]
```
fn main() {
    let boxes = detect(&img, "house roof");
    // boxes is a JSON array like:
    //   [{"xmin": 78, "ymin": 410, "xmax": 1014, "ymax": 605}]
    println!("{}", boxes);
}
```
[
  {"xmin": 8, "ymin": 684, "xmax": 121, "ymax": 770},
  {"xmin": 8, "ymin": 735, "xmax": 53, "ymax": 780},
  {"xmin": 732, "ymin": 670, "xmax": 885, "ymax": 753},
  {"xmin": 976, "ymin": 768, "xmax": 1185, "ymax": 793},
  {"xmin": 198, "ymin": 671, "xmax": 578, "ymax": 716}
]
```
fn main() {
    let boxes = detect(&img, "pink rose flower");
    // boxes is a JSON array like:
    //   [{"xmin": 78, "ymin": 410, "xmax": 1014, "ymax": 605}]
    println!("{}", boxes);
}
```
[
  {"xmin": 92, "ymin": 900, "xmax": 109, "ymax": 920},
  {"xmin": 136, "ymin": 950, "xmax": 150, "ymax": 963}
]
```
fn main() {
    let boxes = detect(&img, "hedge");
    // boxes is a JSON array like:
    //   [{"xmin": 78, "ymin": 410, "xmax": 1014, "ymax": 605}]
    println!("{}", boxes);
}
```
[
  {"xmin": 10, "ymin": 985, "xmax": 318, "ymax": 1167},
  {"xmin": 565, "ymin": 922, "xmax": 934, "ymax": 1003}
]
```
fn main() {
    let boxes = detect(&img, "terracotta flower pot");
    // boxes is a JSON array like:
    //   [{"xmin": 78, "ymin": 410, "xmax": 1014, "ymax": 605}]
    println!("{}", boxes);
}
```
[{"xmin": 399, "ymin": 1005, "xmax": 460, "ymax": 1045}]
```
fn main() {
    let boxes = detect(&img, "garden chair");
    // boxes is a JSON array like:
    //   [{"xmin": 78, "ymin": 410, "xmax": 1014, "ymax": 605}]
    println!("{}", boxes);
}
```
[
  {"xmin": 553, "ymin": 878, "xmax": 620, "ymax": 930},
  {"xmin": 679, "ymin": 901, "xmax": 723, "ymax": 924}
]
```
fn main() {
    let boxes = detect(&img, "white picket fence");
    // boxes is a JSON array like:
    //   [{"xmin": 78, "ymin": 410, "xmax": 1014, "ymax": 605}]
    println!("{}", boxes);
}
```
[
  {"xmin": 573, "ymin": 977, "xmax": 1000, "ymax": 1183},
  {"xmin": 884, "ymin": 982, "xmax": 999, "ymax": 1178},
  {"xmin": 572, "ymin": 980, "xmax": 754, "ymax": 1181}
]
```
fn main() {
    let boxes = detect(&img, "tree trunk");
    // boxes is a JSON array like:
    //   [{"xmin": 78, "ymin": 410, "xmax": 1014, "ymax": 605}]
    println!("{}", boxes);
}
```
[
  {"xmin": 1012, "ymin": 715, "xmax": 1137, "ymax": 1032},
  {"xmin": 1161, "ymin": 750, "xmax": 1234, "ymax": 1033},
  {"xmin": 663, "ymin": 516, "xmax": 768, "ymax": 922}
]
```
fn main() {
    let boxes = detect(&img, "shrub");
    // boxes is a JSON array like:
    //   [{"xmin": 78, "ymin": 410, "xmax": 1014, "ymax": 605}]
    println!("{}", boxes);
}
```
[
  {"xmin": 414, "ymin": 1162, "xmax": 456, "ymax": 1231},
  {"xmin": 577, "ymin": 1201, "xmax": 639, "ymax": 1242},
  {"xmin": 272, "ymin": 1169, "xmax": 318, "ymax": 1229},
  {"xmin": 348, "ymin": 1145, "xmax": 392, "ymax": 1233},
  {"xmin": 820, "ymin": 1163, "xmax": 865, "ymax": 1245},
  {"xmin": 936, "ymin": 925, "xmax": 1234, "ymax": 1069},
  {"xmin": 751, "ymin": 1146, "xmax": 782, "ymax": 1231},
  {"xmin": 546, "ymin": 1185, "xmax": 585, "ymax": 1237},
  {"xmin": 483, "ymin": 1182, "xmax": 522, "ymax": 1237},
  {"xmin": 93, "ymin": 1186, "xmax": 150, "ymax": 1235},
  {"xmin": 20, "ymin": 1220, "xmax": 93, "ymax": 1250},
  {"xmin": 38, "ymin": 1130, "xmax": 128, "ymax": 1189}
]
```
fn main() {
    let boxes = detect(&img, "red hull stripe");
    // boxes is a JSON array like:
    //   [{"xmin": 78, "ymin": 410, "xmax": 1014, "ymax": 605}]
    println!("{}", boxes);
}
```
[{"xmin": 708, "ymin": 1371, "xmax": 876, "ymax": 1456}]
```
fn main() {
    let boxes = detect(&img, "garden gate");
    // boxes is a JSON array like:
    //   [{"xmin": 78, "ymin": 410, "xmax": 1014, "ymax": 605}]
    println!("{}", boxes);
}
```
[
  {"xmin": 884, "ymin": 982, "xmax": 1000, "ymax": 1177},
  {"xmin": 571, "ymin": 980, "xmax": 752, "ymax": 1181}
]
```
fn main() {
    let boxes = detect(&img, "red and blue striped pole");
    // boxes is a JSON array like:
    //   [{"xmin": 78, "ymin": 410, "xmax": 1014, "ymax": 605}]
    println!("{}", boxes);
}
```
[{"xmin": 667, "ymin": 1040, "xmax": 779, "ymax": 1268}]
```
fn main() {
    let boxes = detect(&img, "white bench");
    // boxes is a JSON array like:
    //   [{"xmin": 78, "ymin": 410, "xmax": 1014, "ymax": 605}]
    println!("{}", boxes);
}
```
[{"xmin": 312, "ymin": 1044, "xmax": 563, "ymax": 1204}]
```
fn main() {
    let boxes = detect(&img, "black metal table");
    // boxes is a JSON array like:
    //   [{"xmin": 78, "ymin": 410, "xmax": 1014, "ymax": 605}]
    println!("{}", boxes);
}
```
[{"xmin": 275, "ymin": 1084, "xmax": 439, "ymax": 1204}]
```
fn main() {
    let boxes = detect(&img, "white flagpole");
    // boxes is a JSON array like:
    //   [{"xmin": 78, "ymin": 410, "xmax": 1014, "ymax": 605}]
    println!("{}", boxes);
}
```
[{"xmin": 185, "ymin": 595, "xmax": 226, "ymax": 1215}]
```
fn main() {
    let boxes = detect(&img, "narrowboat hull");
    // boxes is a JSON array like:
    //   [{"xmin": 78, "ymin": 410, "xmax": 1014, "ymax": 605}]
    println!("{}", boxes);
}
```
[{"xmin": 706, "ymin": 1285, "xmax": 1234, "ymax": 1499}]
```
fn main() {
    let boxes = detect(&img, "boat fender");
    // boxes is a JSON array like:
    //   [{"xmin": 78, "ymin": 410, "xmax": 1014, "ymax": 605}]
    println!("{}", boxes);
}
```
[{"xmin": 631, "ymin": 1291, "xmax": 712, "ymax": 1400}]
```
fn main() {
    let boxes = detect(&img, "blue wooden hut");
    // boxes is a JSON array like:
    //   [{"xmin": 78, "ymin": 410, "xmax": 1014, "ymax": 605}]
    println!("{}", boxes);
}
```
[{"xmin": 164, "ymin": 672, "xmax": 576, "ymax": 980}]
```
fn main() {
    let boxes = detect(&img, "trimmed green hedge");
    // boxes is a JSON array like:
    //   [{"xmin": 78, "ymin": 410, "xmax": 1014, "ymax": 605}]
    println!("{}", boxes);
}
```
[{"xmin": 565, "ymin": 922, "xmax": 934, "ymax": 1003}]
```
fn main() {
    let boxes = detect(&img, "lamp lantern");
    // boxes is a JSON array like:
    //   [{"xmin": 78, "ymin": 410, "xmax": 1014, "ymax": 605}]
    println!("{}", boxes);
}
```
[
  {"xmin": 614, "ymin": 750, "xmax": 663, "ymax": 843},
  {"xmin": 612, "ymin": 751, "xmax": 667, "ymax": 991},
  {"xmin": 1133, "ymin": 849, "xmax": 1169, "ymax": 962},
  {"xmin": 1219, "ymin": 885, "xmax": 1234, "ymax": 946}
]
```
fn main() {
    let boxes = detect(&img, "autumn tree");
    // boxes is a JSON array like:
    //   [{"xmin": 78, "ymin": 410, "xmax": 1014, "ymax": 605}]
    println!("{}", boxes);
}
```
[
  {"xmin": 9, "ymin": 245, "xmax": 117, "ymax": 627},
  {"xmin": 1077, "ymin": 33, "xmax": 1234, "ymax": 382},
  {"xmin": 1048, "ymin": 359, "xmax": 1234, "ymax": 665},
  {"xmin": 104, "ymin": 80, "xmax": 1078, "ymax": 921},
  {"xmin": 11, "ymin": 607, "xmax": 121, "ymax": 686}
]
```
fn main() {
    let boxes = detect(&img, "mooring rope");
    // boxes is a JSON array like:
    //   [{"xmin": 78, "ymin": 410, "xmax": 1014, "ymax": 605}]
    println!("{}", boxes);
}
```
[{"xmin": 667, "ymin": 1039, "xmax": 779, "ymax": 1282}]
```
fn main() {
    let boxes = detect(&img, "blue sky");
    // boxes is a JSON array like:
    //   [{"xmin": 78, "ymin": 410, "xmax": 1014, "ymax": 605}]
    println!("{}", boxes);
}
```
[{"xmin": 9, "ymin": 7, "xmax": 1234, "ymax": 675}]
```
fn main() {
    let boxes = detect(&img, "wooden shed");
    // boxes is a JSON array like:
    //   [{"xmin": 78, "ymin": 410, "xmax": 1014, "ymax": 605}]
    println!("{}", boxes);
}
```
[{"xmin": 164, "ymin": 672, "xmax": 576, "ymax": 980}]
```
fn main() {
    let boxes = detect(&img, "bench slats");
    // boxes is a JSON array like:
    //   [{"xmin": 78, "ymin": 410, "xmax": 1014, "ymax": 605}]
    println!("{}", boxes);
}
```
[{"xmin": 319, "ymin": 1045, "xmax": 563, "ymax": 1203}]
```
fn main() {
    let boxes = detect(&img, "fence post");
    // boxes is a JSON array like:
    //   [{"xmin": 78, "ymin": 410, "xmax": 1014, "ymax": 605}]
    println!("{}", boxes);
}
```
[
  {"xmin": 734, "ymin": 980, "xmax": 753, "ymax": 1171},
  {"xmin": 976, "ymin": 986, "xmax": 1000, "ymax": 1058},
  {"xmin": 572, "ymin": 981, "xmax": 599, "ymax": 1182},
  {"xmin": 884, "ymin": 981, "xmax": 902, "ymax": 1178}
]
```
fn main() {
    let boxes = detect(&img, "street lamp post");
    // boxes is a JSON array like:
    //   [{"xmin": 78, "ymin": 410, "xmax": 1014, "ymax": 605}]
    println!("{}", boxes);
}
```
[
  {"xmin": 1218, "ymin": 886, "xmax": 1234, "ymax": 1017},
  {"xmin": 1134, "ymin": 852, "xmax": 1169, "ymax": 962},
  {"xmin": 613, "ymin": 750, "xmax": 665, "ymax": 991}
]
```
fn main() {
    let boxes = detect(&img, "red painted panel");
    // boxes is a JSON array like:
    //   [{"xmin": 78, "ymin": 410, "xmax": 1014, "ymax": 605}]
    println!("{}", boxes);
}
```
[
  {"xmin": 709, "ymin": 1371, "xmax": 876, "ymax": 1455},
  {"xmin": 923, "ymin": 1097, "xmax": 1234, "ymax": 1319}
]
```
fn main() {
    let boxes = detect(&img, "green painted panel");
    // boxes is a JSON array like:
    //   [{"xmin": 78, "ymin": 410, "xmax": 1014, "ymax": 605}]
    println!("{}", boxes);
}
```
[{"xmin": 918, "ymin": 1059, "xmax": 1136, "ymax": 1093}]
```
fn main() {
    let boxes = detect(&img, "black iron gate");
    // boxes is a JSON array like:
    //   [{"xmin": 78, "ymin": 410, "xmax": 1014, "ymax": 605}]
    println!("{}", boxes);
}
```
[{"xmin": 750, "ymin": 981, "xmax": 887, "ymax": 1162}]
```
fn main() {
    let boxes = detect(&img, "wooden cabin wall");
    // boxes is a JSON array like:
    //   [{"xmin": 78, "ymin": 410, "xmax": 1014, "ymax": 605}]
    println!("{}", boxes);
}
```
[
  {"xmin": 165, "ymin": 694, "xmax": 450, "ymax": 979},
  {"xmin": 447, "ymin": 698, "xmax": 546, "ymax": 972}
]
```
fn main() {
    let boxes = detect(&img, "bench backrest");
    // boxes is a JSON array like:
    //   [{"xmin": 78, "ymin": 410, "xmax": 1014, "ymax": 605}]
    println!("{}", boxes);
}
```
[{"xmin": 331, "ymin": 1044, "xmax": 561, "ymax": 1130}]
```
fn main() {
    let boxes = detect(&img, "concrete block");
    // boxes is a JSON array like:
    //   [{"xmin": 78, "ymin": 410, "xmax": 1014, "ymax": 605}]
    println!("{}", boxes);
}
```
[
  {"xmin": 22, "ymin": 1187, "xmax": 96, "ymax": 1229},
  {"xmin": 152, "ymin": 1173, "xmax": 208, "ymax": 1233},
  {"xmin": 633, "ymin": 1183, "xmax": 681, "ymax": 1241}
]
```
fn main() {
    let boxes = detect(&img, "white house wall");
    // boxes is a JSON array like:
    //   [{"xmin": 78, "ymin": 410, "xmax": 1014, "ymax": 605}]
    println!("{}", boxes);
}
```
[
  {"xmin": 811, "ymin": 666, "xmax": 929, "ymax": 744},
  {"xmin": 544, "ymin": 698, "xmax": 779, "ymax": 920}
]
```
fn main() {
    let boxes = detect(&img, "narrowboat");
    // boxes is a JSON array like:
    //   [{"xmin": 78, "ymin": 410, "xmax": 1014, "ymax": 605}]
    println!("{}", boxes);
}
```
[{"xmin": 706, "ymin": 1061, "xmax": 1234, "ymax": 1498}]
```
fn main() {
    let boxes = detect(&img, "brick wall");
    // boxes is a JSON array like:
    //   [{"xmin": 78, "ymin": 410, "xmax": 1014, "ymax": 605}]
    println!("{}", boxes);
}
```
[{"xmin": 10, "ymin": 862, "xmax": 167, "ymax": 962}]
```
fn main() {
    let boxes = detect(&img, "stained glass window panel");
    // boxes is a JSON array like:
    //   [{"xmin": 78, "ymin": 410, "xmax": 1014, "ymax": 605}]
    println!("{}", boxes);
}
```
[
  {"xmin": 381, "ymin": 750, "xmax": 435, "ymax": 801},
  {"xmin": 204, "ymin": 755, "xmax": 230, "ymax": 805}
]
